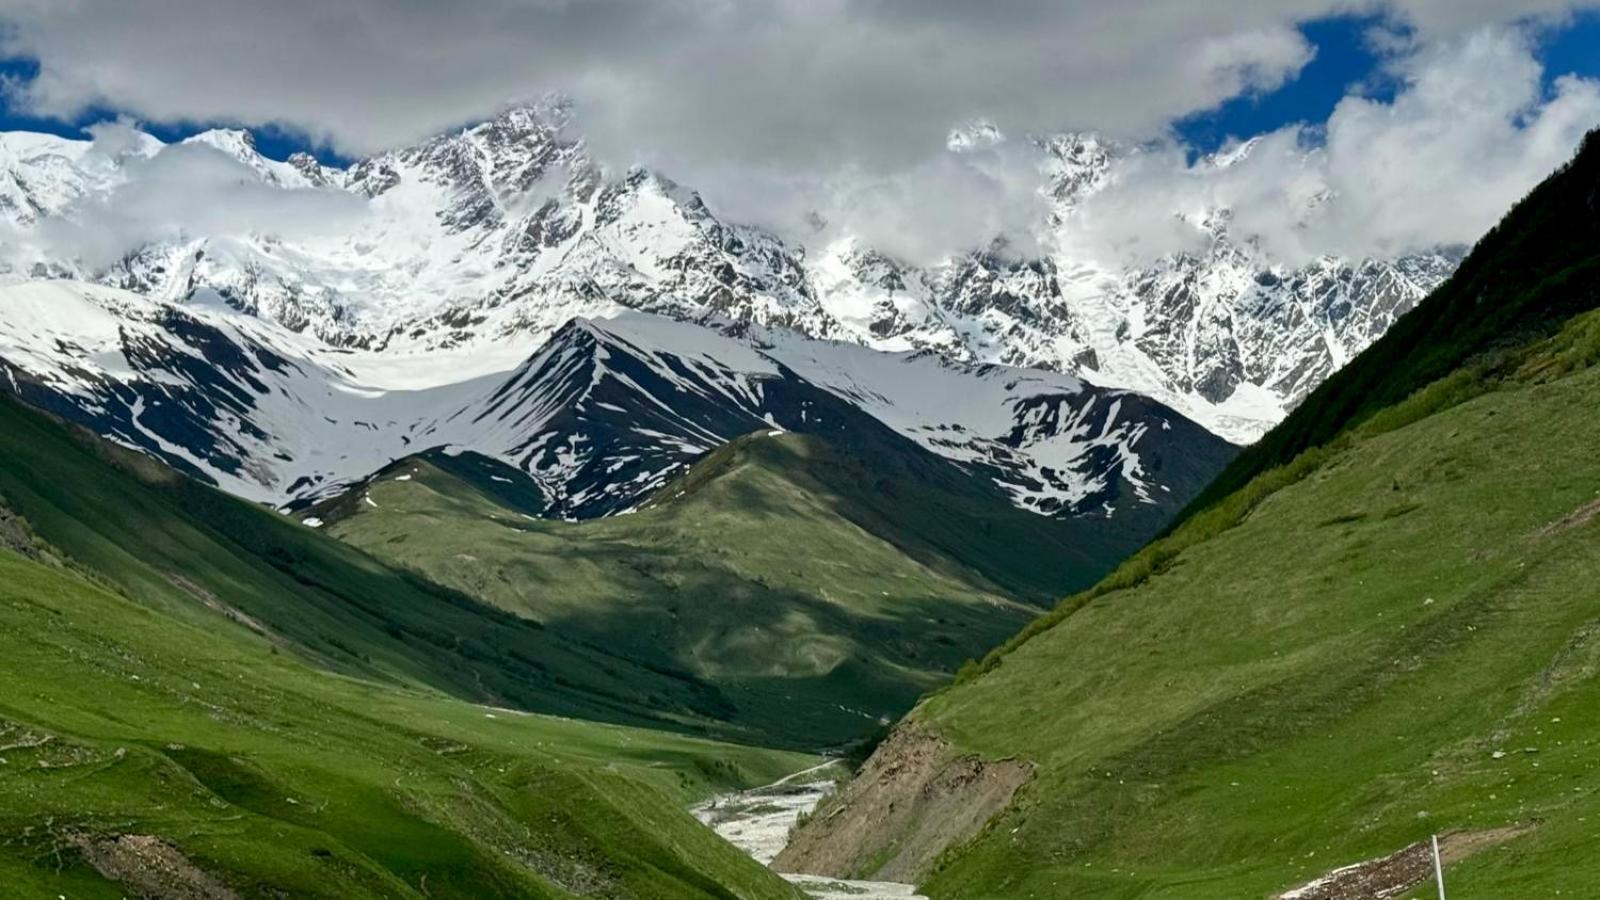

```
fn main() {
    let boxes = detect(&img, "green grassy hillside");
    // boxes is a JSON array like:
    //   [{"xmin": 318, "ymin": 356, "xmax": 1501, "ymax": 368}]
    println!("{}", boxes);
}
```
[
  {"xmin": 782, "ymin": 136, "xmax": 1600, "ymax": 897},
  {"xmin": 0, "ymin": 394, "xmax": 767, "ymax": 738},
  {"xmin": 321, "ymin": 432, "xmax": 1049, "ymax": 752},
  {"xmin": 0, "ymin": 538, "xmax": 812, "ymax": 898},
  {"xmin": 0, "ymin": 463, "xmax": 818, "ymax": 896}
]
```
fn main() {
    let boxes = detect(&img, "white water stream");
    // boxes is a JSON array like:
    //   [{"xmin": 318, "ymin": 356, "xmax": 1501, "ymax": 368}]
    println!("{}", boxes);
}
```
[{"xmin": 694, "ymin": 762, "xmax": 927, "ymax": 900}]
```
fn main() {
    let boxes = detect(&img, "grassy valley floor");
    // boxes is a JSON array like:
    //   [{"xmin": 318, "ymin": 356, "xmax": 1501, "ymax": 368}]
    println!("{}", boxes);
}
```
[{"xmin": 0, "ymin": 392, "xmax": 821, "ymax": 897}]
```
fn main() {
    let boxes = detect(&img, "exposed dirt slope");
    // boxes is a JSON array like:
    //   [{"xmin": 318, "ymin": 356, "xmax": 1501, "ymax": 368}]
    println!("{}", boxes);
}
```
[{"xmin": 775, "ymin": 723, "xmax": 1031, "ymax": 884}]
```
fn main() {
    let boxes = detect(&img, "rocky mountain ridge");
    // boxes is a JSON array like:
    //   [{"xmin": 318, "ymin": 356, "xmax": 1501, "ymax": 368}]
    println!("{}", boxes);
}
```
[
  {"xmin": 0, "ymin": 280, "xmax": 1232, "ymax": 532},
  {"xmin": 0, "ymin": 104, "xmax": 1458, "ymax": 443}
]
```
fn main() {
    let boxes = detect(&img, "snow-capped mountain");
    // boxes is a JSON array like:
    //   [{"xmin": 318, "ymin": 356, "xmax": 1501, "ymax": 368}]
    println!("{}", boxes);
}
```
[
  {"xmin": 0, "ymin": 280, "xmax": 1231, "ymax": 526},
  {"xmin": 0, "ymin": 104, "xmax": 1456, "ymax": 445},
  {"xmin": 1, "ymin": 104, "xmax": 833, "ymax": 353},
  {"xmin": 808, "ymin": 134, "xmax": 1461, "ymax": 441}
]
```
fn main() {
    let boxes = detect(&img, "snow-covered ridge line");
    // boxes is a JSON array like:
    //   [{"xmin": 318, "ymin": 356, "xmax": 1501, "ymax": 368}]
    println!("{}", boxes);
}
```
[
  {"xmin": 0, "ymin": 104, "xmax": 1457, "ymax": 444},
  {"xmin": 0, "ymin": 279, "xmax": 1228, "ymax": 525}
]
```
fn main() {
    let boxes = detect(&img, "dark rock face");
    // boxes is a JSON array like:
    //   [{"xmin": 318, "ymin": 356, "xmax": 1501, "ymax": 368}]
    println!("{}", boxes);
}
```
[{"xmin": 0, "ymin": 275, "xmax": 1234, "ymax": 539}]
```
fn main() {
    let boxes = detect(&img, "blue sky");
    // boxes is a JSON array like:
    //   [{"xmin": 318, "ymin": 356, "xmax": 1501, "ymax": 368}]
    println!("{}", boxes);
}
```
[
  {"xmin": 0, "ymin": 57, "xmax": 352, "ymax": 165},
  {"xmin": 1175, "ymin": 11, "xmax": 1600, "ymax": 156},
  {"xmin": 1541, "ymin": 10, "xmax": 1600, "ymax": 88},
  {"xmin": 1173, "ymin": 15, "xmax": 1401, "ymax": 155}
]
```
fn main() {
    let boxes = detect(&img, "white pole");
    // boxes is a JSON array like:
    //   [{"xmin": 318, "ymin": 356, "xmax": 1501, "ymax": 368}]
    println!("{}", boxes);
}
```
[{"xmin": 1432, "ymin": 834, "xmax": 1447, "ymax": 900}]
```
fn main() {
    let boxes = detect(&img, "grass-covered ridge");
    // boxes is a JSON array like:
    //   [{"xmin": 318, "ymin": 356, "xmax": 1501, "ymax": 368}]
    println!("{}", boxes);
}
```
[
  {"xmin": 321, "ymin": 431, "xmax": 1052, "ymax": 751},
  {"xmin": 801, "ymin": 312, "xmax": 1600, "ymax": 897},
  {"xmin": 896, "ymin": 307, "xmax": 1600, "ymax": 897},
  {"xmin": 785, "ymin": 137, "xmax": 1600, "ymax": 898},
  {"xmin": 0, "ymin": 421, "xmax": 818, "ymax": 896},
  {"xmin": 0, "ymin": 393, "xmax": 765, "ymax": 737}
]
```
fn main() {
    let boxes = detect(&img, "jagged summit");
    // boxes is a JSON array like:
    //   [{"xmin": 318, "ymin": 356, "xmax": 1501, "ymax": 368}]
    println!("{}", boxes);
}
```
[
  {"xmin": 0, "ymin": 105, "xmax": 1456, "ymax": 442},
  {"xmin": 0, "ymin": 280, "xmax": 1231, "ymax": 535}
]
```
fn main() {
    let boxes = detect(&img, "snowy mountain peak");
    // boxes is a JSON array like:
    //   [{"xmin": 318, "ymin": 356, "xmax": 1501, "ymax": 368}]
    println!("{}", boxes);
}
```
[
  {"xmin": 0, "ymin": 106, "xmax": 1460, "ymax": 444},
  {"xmin": 948, "ymin": 120, "xmax": 1006, "ymax": 153},
  {"xmin": 1206, "ymin": 135, "xmax": 1263, "ymax": 169},
  {"xmin": 184, "ymin": 127, "xmax": 258, "ymax": 155},
  {"xmin": 285, "ymin": 151, "xmax": 334, "ymax": 187},
  {"xmin": 180, "ymin": 128, "xmax": 318, "ymax": 188},
  {"xmin": 0, "ymin": 280, "xmax": 1231, "ymax": 535}
]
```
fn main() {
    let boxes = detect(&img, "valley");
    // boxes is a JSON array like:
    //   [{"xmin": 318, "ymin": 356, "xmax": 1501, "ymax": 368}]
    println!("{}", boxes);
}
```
[
  {"xmin": 313, "ymin": 436, "xmax": 1044, "ymax": 751},
  {"xmin": 0, "ymin": 14, "xmax": 1591, "ymax": 896},
  {"xmin": 0, "ymin": 428, "xmax": 816, "ymax": 897},
  {"xmin": 0, "ymin": 274, "xmax": 1233, "ymax": 752},
  {"xmin": 784, "ymin": 131, "xmax": 1600, "ymax": 897}
]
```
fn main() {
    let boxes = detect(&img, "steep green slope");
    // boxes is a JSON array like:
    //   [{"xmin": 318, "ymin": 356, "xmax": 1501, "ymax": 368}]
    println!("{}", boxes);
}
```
[
  {"xmin": 321, "ymin": 432, "xmax": 1044, "ymax": 752},
  {"xmin": 0, "ymin": 393, "xmax": 760, "ymax": 737},
  {"xmin": 781, "ymin": 139, "xmax": 1600, "ymax": 897},
  {"xmin": 0, "ymin": 498, "xmax": 811, "ymax": 896}
]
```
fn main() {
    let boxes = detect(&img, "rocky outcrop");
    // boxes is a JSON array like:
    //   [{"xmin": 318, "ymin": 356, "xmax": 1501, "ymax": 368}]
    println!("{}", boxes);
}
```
[
  {"xmin": 775, "ymin": 722, "xmax": 1032, "ymax": 885},
  {"xmin": 67, "ymin": 833, "xmax": 240, "ymax": 900}
]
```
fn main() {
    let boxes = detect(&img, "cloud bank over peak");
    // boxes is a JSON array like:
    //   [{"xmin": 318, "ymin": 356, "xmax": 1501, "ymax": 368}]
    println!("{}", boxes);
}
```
[
  {"xmin": 1, "ymin": 1, "xmax": 1589, "ymax": 165},
  {"xmin": 1063, "ymin": 26, "xmax": 1600, "ymax": 267},
  {"xmin": 3, "ymin": 125, "xmax": 365, "ymax": 272},
  {"xmin": 0, "ymin": 2, "xmax": 1596, "ymax": 268}
]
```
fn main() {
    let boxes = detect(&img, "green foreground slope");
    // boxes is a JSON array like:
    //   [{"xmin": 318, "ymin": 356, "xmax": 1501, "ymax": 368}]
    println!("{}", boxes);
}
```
[
  {"xmin": 0, "ymin": 541, "xmax": 808, "ymax": 898},
  {"xmin": 0, "ymin": 394, "xmax": 766, "ymax": 737},
  {"xmin": 0, "ymin": 397, "xmax": 812, "ymax": 897},
  {"xmin": 323, "ymin": 432, "xmax": 1042, "ymax": 751},
  {"xmin": 785, "ymin": 135, "xmax": 1600, "ymax": 897}
]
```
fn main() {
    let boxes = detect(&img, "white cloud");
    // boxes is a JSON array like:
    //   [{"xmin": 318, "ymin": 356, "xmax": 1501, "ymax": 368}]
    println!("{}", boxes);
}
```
[
  {"xmin": 823, "ymin": 140, "xmax": 1052, "ymax": 264},
  {"xmin": 0, "ymin": 3, "xmax": 1595, "ymax": 269},
  {"xmin": 2, "ymin": 0, "xmax": 1589, "ymax": 169},
  {"xmin": 694, "ymin": 131, "xmax": 1057, "ymax": 264},
  {"xmin": 4, "ymin": 137, "xmax": 366, "ymax": 271},
  {"xmin": 1064, "ymin": 26, "xmax": 1600, "ymax": 266}
]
